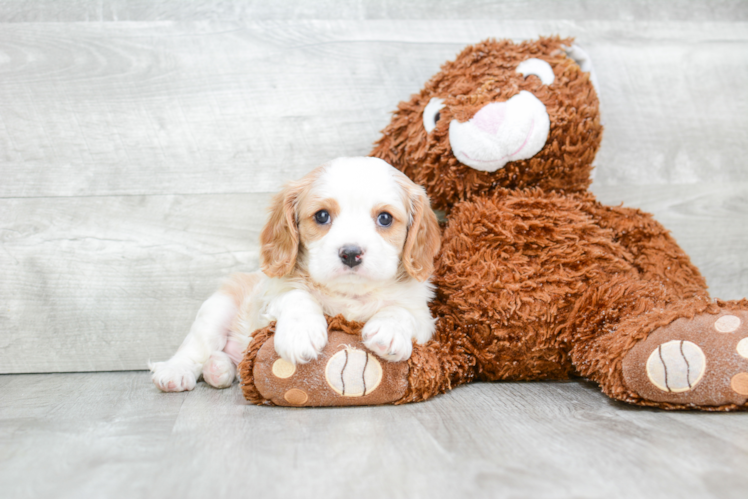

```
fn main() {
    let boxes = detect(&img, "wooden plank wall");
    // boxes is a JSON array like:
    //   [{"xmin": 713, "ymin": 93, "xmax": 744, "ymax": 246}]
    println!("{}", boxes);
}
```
[{"xmin": 1, "ymin": 1, "xmax": 747, "ymax": 373}]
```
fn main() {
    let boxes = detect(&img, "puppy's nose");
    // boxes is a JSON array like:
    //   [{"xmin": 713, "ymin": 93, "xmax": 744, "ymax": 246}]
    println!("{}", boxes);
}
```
[{"xmin": 339, "ymin": 245, "xmax": 364, "ymax": 268}]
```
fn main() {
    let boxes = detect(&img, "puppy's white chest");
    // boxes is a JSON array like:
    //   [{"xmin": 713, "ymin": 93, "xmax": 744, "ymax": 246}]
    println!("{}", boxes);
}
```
[{"xmin": 313, "ymin": 289, "xmax": 392, "ymax": 323}]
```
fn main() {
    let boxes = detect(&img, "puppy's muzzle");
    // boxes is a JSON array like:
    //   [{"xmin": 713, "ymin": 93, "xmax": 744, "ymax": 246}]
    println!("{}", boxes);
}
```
[{"xmin": 339, "ymin": 245, "xmax": 364, "ymax": 268}]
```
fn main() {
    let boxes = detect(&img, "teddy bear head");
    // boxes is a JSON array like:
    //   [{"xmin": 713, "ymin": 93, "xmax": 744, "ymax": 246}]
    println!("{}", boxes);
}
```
[{"xmin": 371, "ymin": 37, "xmax": 602, "ymax": 212}]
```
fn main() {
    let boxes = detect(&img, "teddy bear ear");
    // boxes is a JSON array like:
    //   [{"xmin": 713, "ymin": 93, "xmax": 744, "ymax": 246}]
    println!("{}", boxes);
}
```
[{"xmin": 562, "ymin": 44, "xmax": 600, "ymax": 96}]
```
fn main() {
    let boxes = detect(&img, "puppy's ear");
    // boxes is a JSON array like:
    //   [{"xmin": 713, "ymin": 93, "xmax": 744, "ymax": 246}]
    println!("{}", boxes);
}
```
[
  {"xmin": 261, "ymin": 166, "xmax": 325, "ymax": 277},
  {"xmin": 260, "ymin": 185, "xmax": 300, "ymax": 278},
  {"xmin": 402, "ymin": 183, "xmax": 441, "ymax": 282}
]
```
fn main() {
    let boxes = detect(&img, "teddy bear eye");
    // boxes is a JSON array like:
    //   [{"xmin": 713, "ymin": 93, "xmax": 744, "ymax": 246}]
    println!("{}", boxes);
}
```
[
  {"xmin": 516, "ymin": 58, "xmax": 555, "ymax": 85},
  {"xmin": 423, "ymin": 97, "xmax": 445, "ymax": 133}
]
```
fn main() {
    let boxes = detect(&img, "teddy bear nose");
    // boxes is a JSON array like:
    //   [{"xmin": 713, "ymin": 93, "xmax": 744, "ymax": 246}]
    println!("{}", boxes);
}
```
[
  {"xmin": 471, "ymin": 101, "xmax": 507, "ymax": 136},
  {"xmin": 339, "ymin": 245, "xmax": 364, "ymax": 268}
]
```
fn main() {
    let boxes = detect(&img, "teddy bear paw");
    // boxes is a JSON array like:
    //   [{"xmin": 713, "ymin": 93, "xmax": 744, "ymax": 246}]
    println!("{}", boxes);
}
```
[{"xmin": 248, "ymin": 330, "xmax": 410, "ymax": 406}]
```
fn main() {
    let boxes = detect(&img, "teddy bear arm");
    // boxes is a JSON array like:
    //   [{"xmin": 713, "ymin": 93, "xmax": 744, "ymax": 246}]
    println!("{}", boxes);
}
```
[
  {"xmin": 393, "ymin": 316, "xmax": 481, "ymax": 404},
  {"xmin": 239, "ymin": 315, "xmax": 460, "ymax": 406}
]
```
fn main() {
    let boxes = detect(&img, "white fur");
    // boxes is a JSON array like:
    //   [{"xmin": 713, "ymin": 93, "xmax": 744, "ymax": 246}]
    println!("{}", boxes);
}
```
[{"xmin": 150, "ymin": 157, "xmax": 437, "ymax": 392}]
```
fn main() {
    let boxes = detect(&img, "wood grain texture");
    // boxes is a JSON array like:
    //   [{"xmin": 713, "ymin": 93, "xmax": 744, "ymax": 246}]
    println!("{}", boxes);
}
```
[
  {"xmin": 0, "ymin": 21, "xmax": 747, "ymax": 197},
  {"xmin": 0, "ymin": 193, "xmax": 271, "ymax": 373},
  {"xmin": 0, "ymin": 372, "xmax": 746, "ymax": 497},
  {"xmin": 1, "ymin": 0, "xmax": 747, "ymax": 22}
]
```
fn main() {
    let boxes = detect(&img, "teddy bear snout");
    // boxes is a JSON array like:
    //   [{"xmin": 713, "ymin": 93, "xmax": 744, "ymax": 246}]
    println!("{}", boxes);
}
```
[
  {"xmin": 448, "ymin": 91, "xmax": 551, "ymax": 173},
  {"xmin": 471, "ymin": 102, "xmax": 508, "ymax": 136}
]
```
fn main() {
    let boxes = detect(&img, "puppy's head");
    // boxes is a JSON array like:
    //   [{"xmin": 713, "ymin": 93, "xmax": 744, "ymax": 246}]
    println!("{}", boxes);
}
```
[{"xmin": 260, "ymin": 157, "xmax": 441, "ymax": 285}]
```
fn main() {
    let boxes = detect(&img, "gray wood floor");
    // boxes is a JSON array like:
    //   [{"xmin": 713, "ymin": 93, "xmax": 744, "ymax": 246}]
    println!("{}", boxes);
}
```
[
  {"xmin": 2, "ymin": 1, "xmax": 748, "ymax": 497},
  {"xmin": 1, "ymin": 371, "xmax": 747, "ymax": 498}
]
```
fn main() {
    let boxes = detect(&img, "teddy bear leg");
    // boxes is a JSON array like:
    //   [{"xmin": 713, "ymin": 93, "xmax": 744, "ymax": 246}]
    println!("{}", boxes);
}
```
[
  {"xmin": 239, "ymin": 316, "xmax": 473, "ymax": 406},
  {"xmin": 620, "ymin": 299, "xmax": 748, "ymax": 409},
  {"xmin": 567, "ymin": 277, "xmax": 748, "ymax": 410},
  {"xmin": 589, "ymin": 204, "xmax": 709, "ymax": 300}
]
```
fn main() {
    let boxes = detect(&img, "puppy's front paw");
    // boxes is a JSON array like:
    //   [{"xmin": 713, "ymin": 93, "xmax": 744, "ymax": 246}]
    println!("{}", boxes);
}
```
[
  {"xmin": 149, "ymin": 360, "xmax": 199, "ymax": 392},
  {"xmin": 362, "ymin": 317, "xmax": 413, "ymax": 362},
  {"xmin": 274, "ymin": 314, "xmax": 328, "ymax": 365}
]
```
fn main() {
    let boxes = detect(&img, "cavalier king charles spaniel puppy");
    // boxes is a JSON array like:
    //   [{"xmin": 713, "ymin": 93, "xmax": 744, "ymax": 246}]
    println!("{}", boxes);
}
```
[{"xmin": 150, "ymin": 157, "xmax": 441, "ymax": 392}]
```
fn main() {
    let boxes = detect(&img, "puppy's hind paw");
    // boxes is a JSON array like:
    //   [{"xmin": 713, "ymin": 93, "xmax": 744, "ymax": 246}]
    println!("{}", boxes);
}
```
[
  {"xmin": 149, "ymin": 360, "xmax": 199, "ymax": 392},
  {"xmin": 202, "ymin": 351, "xmax": 236, "ymax": 389}
]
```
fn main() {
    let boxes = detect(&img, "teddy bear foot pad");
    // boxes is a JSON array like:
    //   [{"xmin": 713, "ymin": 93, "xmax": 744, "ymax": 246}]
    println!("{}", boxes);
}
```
[
  {"xmin": 622, "ymin": 310, "xmax": 748, "ymax": 407},
  {"xmin": 250, "ymin": 330, "xmax": 409, "ymax": 407}
]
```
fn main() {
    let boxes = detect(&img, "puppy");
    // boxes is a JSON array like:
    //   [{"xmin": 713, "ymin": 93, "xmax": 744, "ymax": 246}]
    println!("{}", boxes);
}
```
[{"xmin": 150, "ymin": 157, "xmax": 441, "ymax": 392}]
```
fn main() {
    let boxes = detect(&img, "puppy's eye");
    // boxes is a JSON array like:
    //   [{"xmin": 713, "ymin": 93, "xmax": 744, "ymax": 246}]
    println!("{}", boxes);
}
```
[
  {"xmin": 423, "ymin": 97, "xmax": 445, "ymax": 133},
  {"xmin": 377, "ymin": 212, "xmax": 393, "ymax": 227},
  {"xmin": 314, "ymin": 210, "xmax": 331, "ymax": 225}
]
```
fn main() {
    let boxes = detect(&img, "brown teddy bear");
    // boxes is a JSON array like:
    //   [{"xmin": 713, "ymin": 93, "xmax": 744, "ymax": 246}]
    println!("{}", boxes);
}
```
[{"xmin": 240, "ymin": 37, "xmax": 748, "ymax": 410}]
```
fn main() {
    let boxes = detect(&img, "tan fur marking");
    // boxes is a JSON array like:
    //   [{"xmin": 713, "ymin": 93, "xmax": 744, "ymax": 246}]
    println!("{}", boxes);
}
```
[
  {"xmin": 219, "ymin": 272, "xmax": 264, "ymax": 306},
  {"xmin": 371, "ymin": 203, "xmax": 408, "ymax": 249},
  {"xmin": 260, "ymin": 166, "xmax": 326, "ymax": 277},
  {"xmin": 298, "ymin": 198, "xmax": 340, "ymax": 245}
]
